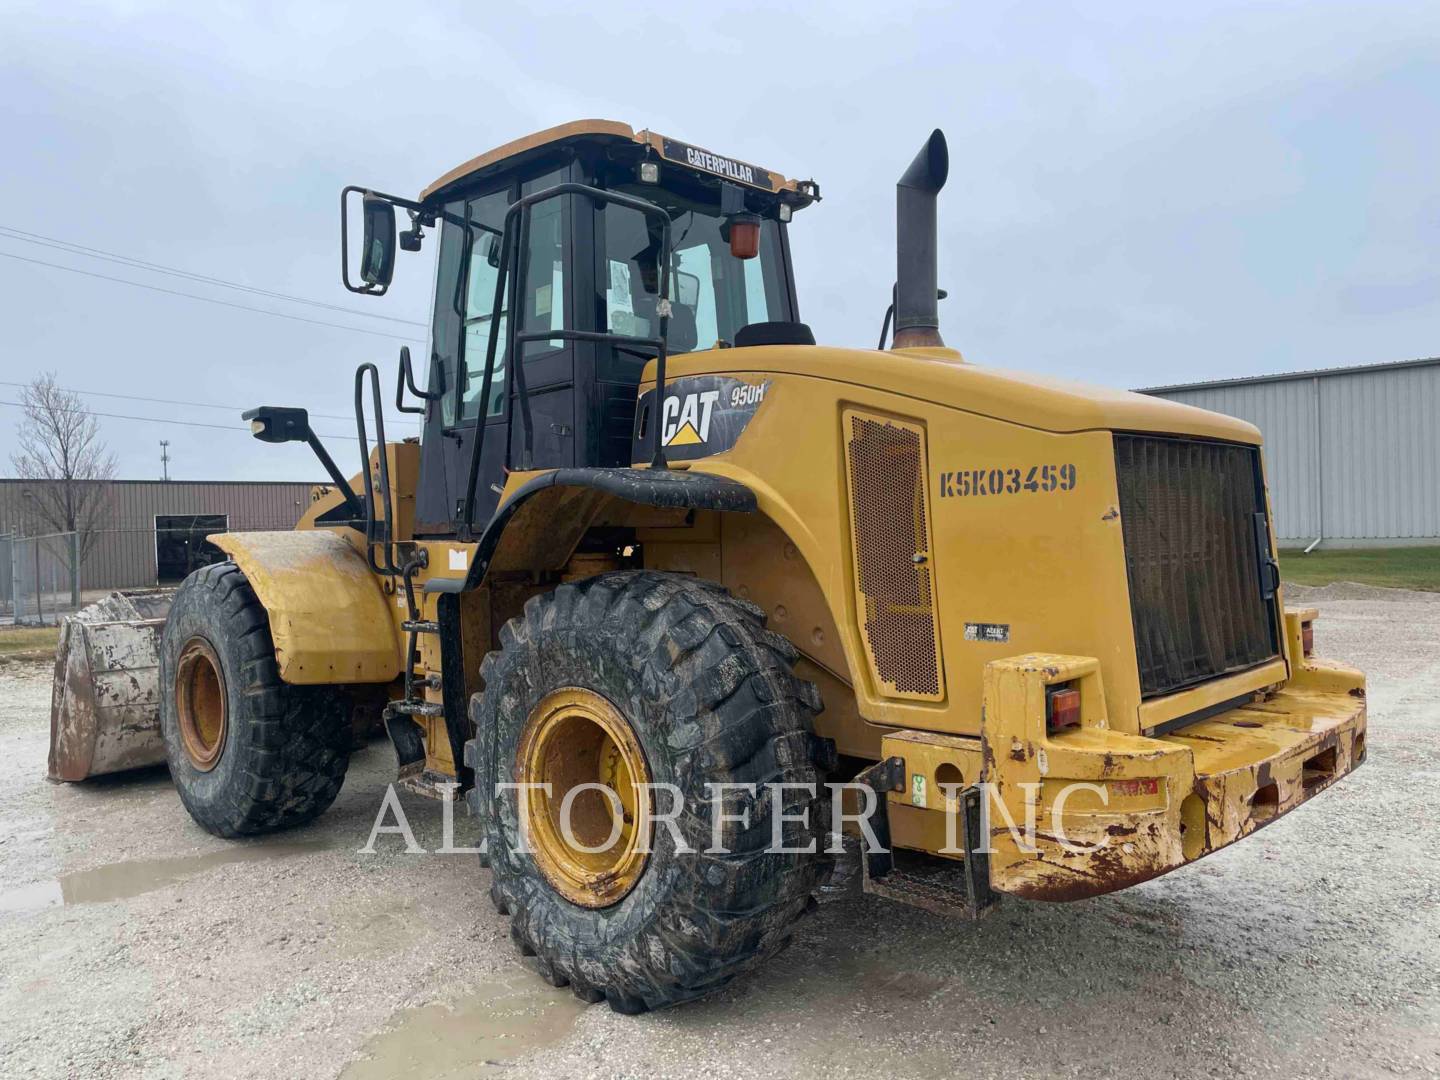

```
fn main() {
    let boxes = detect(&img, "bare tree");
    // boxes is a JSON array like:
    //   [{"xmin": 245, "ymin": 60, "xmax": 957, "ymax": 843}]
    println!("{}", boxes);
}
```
[{"xmin": 9, "ymin": 374, "xmax": 116, "ymax": 570}]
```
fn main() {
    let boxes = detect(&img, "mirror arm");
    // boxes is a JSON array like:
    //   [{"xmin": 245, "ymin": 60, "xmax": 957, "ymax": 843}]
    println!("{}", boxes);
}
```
[
  {"xmin": 307, "ymin": 432, "xmax": 365, "ymax": 518},
  {"xmin": 242, "ymin": 406, "xmax": 364, "ymax": 517}
]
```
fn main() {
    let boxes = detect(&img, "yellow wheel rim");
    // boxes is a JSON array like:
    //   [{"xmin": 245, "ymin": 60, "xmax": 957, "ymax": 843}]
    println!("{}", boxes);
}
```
[
  {"xmin": 175, "ymin": 637, "xmax": 227, "ymax": 772},
  {"xmin": 516, "ymin": 688, "xmax": 652, "ymax": 908}
]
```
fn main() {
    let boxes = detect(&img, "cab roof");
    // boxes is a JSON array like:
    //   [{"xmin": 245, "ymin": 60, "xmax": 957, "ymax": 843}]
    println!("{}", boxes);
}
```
[{"xmin": 419, "ymin": 119, "xmax": 818, "ymax": 207}]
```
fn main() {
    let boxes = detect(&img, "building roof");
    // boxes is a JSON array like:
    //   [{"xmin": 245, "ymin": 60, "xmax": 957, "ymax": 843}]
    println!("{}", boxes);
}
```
[
  {"xmin": 419, "ymin": 119, "xmax": 816, "ymax": 203},
  {"xmin": 1138, "ymin": 356, "xmax": 1440, "ymax": 395}
]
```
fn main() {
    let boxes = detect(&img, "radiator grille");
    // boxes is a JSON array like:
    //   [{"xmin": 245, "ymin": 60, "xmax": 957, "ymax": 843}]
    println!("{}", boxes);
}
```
[
  {"xmin": 1115, "ymin": 434, "xmax": 1279, "ymax": 699},
  {"xmin": 843, "ymin": 412, "xmax": 944, "ymax": 700}
]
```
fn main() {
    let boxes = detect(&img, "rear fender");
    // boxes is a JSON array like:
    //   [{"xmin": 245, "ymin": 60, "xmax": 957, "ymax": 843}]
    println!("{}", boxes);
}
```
[
  {"xmin": 209, "ymin": 530, "xmax": 402, "ymax": 684},
  {"xmin": 452, "ymin": 467, "xmax": 758, "ymax": 590}
]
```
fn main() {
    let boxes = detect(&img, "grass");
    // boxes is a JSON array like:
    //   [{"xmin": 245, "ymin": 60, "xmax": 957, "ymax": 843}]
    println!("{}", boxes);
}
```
[
  {"xmin": 1279, "ymin": 546, "xmax": 1440, "ymax": 592},
  {"xmin": 0, "ymin": 625, "xmax": 61, "ymax": 657}
]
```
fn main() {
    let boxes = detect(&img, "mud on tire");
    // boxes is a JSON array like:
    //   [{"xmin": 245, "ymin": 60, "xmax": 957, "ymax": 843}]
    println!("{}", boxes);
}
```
[
  {"xmin": 466, "ymin": 570, "xmax": 834, "ymax": 1012},
  {"xmin": 159, "ymin": 562, "xmax": 352, "ymax": 837}
]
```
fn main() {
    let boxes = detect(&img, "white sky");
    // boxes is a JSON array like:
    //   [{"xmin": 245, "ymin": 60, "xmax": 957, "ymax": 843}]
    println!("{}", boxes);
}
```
[{"xmin": 1, "ymin": 0, "xmax": 1436, "ymax": 481}]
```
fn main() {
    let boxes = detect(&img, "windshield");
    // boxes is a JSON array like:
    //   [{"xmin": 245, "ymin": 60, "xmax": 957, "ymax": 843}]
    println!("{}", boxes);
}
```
[{"xmin": 601, "ymin": 191, "xmax": 789, "ymax": 353}]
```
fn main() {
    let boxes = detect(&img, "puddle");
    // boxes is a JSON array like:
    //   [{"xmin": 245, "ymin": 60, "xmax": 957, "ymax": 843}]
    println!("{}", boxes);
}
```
[
  {"xmin": 341, "ymin": 968, "xmax": 588, "ymax": 1079},
  {"xmin": 0, "ymin": 841, "xmax": 326, "ymax": 914}
]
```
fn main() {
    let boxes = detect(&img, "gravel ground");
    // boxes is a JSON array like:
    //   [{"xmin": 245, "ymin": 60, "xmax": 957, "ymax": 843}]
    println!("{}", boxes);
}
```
[{"xmin": 1, "ymin": 584, "xmax": 1437, "ymax": 1079}]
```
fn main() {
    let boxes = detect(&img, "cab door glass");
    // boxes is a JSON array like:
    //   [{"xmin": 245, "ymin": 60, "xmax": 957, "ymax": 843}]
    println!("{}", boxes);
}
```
[
  {"xmin": 603, "ymin": 205, "xmax": 661, "ymax": 339},
  {"xmin": 459, "ymin": 189, "xmax": 510, "ymax": 421},
  {"xmin": 519, "ymin": 170, "xmax": 567, "ymax": 357}
]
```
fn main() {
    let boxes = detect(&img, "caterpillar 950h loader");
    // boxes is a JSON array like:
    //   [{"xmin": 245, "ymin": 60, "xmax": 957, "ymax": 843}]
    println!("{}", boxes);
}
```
[{"xmin": 51, "ymin": 120, "xmax": 1367, "ymax": 1012}]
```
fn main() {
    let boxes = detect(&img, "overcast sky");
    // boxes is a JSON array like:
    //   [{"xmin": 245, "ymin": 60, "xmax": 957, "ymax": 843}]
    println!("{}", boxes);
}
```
[{"xmin": 2, "ymin": 1, "xmax": 1436, "ymax": 482}]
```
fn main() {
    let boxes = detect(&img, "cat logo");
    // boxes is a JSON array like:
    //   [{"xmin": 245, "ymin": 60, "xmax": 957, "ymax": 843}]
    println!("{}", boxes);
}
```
[
  {"xmin": 632, "ymin": 375, "xmax": 770, "ymax": 463},
  {"xmin": 661, "ymin": 389, "xmax": 721, "ymax": 447}
]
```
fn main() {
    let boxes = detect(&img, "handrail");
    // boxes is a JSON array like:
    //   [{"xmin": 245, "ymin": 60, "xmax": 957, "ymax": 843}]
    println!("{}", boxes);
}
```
[
  {"xmin": 457, "ymin": 181, "xmax": 675, "ymax": 538},
  {"xmin": 395, "ymin": 345, "xmax": 440, "ymax": 415},
  {"xmin": 354, "ymin": 362, "xmax": 400, "ymax": 575},
  {"xmin": 509, "ymin": 205, "xmax": 537, "ymax": 469}
]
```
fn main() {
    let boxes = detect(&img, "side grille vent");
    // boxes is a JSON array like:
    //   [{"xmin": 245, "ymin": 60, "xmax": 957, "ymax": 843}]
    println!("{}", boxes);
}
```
[{"xmin": 842, "ymin": 411, "xmax": 944, "ymax": 700}]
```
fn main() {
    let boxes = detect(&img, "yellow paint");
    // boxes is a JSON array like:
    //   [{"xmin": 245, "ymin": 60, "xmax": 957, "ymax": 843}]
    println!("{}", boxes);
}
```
[
  {"xmin": 297, "ymin": 442, "xmax": 418, "ymax": 541},
  {"xmin": 515, "ymin": 688, "xmax": 651, "ymax": 908},
  {"xmin": 636, "ymin": 347, "xmax": 1270, "ymax": 737},
  {"xmin": 1136, "ymin": 658, "xmax": 1288, "ymax": 731},
  {"xmin": 973, "ymin": 652, "xmax": 1364, "ymax": 901},
  {"xmin": 609, "ymin": 342, "xmax": 1366, "ymax": 899},
  {"xmin": 209, "ymin": 530, "xmax": 402, "ymax": 684}
]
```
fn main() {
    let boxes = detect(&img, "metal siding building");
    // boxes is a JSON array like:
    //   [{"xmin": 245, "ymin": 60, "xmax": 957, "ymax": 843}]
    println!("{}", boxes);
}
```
[
  {"xmin": 1141, "ymin": 357, "xmax": 1440, "ymax": 547},
  {"xmin": 0, "ymin": 479, "xmax": 316, "ymax": 589}
]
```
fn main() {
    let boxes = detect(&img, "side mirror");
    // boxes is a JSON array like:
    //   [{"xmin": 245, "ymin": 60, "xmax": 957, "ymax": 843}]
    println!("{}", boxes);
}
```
[
  {"xmin": 243, "ymin": 405, "xmax": 364, "ymax": 519},
  {"xmin": 675, "ymin": 270, "xmax": 701, "ymax": 309},
  {"xmin": 342, "ymin": 184, "xmax": 426, "ymax": 296},
  {"xmin": 360, "ymin": 195, "xmax": 397, "ymax": 287},
  {"xmin": 478, "ymin": 230, "xmax": 502, "ymax": 270},
  {"xmin": 243, "ymin": 406, "xmax": 311, "ymax": 444}
]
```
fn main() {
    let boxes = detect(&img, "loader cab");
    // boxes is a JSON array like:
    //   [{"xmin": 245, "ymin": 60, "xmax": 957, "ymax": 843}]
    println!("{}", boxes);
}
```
[{"xmin": 406, "ymin": 125, "xmax": 813, "ymax": 535}]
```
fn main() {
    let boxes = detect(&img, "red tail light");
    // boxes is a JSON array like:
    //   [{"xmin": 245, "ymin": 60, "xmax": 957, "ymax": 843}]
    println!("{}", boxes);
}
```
[
  {"xmin": 1047, "ymin": 686, "xmax": 1081, "ymax": 733},
  {"xmin": 1301, "ymin": 620, "xmax": 1314, "ymax": 658}
]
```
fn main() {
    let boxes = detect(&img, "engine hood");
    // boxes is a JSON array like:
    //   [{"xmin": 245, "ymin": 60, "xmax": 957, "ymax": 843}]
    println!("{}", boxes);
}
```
[{"xmin": 659, "ymin": 344, "xmax": 1261, "ymax": 445}]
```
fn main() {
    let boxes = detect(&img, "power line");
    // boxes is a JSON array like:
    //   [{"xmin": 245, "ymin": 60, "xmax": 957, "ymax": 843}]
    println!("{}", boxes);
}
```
[
  {"xmin": 0, "ymin": 379, "xmax": 354, "ymax": 423},
  {"xmin": 0, "ymin": 249, "xmax": 426, "ymax": 344},
  {"xmin": 0, "ymin": 224, "xmax": 429, "ymax": 328},
  {"xmin": 0, "ymin": 399, "xmax": 358, "ymax": 441}
]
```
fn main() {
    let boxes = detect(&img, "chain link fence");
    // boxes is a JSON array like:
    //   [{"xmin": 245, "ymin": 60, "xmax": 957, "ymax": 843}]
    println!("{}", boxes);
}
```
[
  {"xmin": 2, "ymin": 531, "xmax": 81, "ymax": 626},
  {"xmin": 0, "ymin": 532, "xmax": 12, "ymax": 618}
]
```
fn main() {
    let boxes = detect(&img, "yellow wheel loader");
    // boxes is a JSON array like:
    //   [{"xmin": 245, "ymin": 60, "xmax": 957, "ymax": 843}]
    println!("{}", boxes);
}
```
[{"xmin": 50, "ymin": 120, "xmax": 1368, "ymax": 1011}]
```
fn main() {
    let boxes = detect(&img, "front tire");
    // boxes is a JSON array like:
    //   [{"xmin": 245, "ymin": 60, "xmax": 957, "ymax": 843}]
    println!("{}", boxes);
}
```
[
  {"xmin": 159, "ymin": 562, "xmax": 352, "ymax": 837},
  {"xmin": 467, "ymin": 571, "xmax": 832, "ymax": 1012}
]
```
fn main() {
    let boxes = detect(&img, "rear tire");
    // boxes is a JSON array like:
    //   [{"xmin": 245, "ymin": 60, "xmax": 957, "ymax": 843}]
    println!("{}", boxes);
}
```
[
  {"xmin": 159, "ymin": 562, "xmax": 352, "ymax": 837},
  {"xmin": 466, "ymin": 570, "xmax": 833, "ymax": 1011}
]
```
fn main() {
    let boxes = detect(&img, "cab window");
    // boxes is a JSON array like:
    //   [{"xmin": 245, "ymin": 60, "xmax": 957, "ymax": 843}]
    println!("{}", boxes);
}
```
[{"xmin": 600, "ymin": 197, "xmax": 787, "ymax": 354}]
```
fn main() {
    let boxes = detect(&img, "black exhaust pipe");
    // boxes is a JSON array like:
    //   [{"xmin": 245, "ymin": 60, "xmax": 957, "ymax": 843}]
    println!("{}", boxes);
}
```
[{"xmin": 893, "ymin": 129, "xmax": 949, "ymax": 350}]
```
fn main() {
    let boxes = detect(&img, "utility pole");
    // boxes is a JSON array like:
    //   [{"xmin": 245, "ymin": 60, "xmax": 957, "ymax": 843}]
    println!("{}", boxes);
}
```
[{"xmin": 160, "ymin": 440, "xmax": 171, "ymax": 482}]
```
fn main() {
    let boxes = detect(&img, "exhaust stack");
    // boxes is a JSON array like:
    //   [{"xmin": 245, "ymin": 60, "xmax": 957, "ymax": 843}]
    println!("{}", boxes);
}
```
[{"xmin": 893, "ymin": 129, "xmax": 949, "ymax": 350}]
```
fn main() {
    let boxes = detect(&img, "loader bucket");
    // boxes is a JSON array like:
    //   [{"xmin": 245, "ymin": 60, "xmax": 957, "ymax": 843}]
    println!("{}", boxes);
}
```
[{"xmin": 48, "ymin": 588, "xmax": 176, "ymax": 782}]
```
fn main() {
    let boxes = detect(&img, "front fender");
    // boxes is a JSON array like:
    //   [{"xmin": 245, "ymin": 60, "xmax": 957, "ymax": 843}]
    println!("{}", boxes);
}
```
[{"xmin": 209, "ymin": 530, "xmax": 401, "ymax": 684}]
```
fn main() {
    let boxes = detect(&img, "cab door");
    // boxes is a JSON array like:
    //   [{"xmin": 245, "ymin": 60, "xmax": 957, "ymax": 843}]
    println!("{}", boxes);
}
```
[
  {"xmin": 414, "ymin": 163, "xmax": 580, "ymax": 536},
  {"xmin": 504, "ymin": 166, "xmax": 578, "ymax": 475}
]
